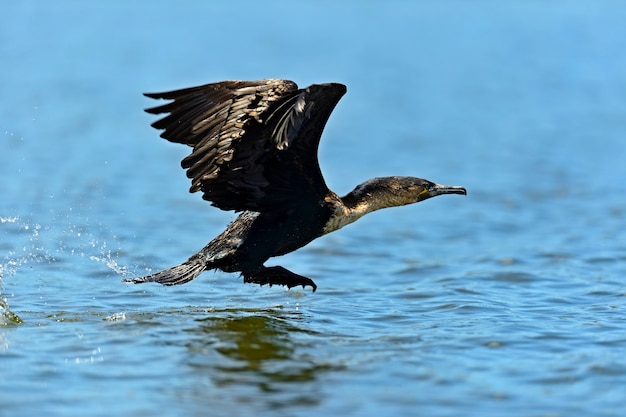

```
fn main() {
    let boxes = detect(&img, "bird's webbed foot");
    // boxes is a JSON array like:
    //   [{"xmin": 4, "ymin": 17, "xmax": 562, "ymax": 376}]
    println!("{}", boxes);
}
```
[{"xmin": 243, "ymin": 266, "xmax": 317, "ymax": 292}]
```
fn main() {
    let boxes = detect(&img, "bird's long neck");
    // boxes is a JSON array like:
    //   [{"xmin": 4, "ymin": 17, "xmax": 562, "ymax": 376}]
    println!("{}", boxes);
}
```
[{"xmin": 322, "ymin": 179, "xmax": 413, "ymax": 235}]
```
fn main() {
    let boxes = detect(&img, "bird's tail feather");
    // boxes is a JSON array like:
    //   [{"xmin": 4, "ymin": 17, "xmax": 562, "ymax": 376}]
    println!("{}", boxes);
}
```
[{"xmin": 124, "ymin": 258, "xmax": 206, "ymax": 286}]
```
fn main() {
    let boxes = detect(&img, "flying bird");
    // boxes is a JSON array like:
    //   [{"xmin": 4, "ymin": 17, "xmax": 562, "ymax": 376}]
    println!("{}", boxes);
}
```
[{"xmin": 126, "ymin": 79, "xmax": 466, "ymax": 292}]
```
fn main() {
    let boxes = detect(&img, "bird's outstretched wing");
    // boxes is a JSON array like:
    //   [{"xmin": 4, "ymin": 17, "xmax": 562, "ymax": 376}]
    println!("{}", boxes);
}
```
[{"xmin": 144, "ymin": 79, "xmax": 347, "ymax": 212}]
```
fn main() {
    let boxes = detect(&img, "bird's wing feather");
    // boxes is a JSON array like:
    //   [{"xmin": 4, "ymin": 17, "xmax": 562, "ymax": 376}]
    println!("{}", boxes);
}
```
[{"xmin": 144, "ymin": 79, "xmax": 346, "ymax": 212}]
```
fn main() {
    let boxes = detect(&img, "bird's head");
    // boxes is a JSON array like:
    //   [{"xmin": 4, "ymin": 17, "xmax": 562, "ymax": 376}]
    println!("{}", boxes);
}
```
[
  {"xmin": 342, "ymin": 176, "xmax": 466, "ymax": 212},
  {"xmin": 325, "ymin": 176, "xmax": 466, "ymax": 234},
  {"xmin": 402, "ymin": 177, "xmax": 467, "ymax": 203}
]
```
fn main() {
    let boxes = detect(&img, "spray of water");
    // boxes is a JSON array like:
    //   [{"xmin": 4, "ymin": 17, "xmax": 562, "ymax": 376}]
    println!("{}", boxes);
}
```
[{"xmin": 1, "ymin": 214, "xmax": 135, "ymax": 324}]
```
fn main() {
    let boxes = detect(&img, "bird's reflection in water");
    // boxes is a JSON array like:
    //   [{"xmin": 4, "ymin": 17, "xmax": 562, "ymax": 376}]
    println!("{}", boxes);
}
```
[{"xmin": 183, "ymin": 309, "xmax": 338, "ymax": 404}]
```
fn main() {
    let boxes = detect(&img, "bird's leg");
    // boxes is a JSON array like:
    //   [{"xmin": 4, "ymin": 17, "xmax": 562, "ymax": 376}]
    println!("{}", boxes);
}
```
[{"xmin": 243, "ymin": 266, "xmax": 317, "ymax": 292}]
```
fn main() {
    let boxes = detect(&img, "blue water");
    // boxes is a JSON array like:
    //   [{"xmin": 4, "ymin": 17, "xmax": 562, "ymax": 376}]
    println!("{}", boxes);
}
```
[{"xmin": 2, "ymin": 1, "xmax": 626, "ymax": 416}]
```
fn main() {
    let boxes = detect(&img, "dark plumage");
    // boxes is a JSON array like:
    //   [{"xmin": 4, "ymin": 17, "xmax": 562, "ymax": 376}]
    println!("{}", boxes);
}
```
[{"xmin": 125, "ymin": 79, "xmax": 466, "ymax": 291}]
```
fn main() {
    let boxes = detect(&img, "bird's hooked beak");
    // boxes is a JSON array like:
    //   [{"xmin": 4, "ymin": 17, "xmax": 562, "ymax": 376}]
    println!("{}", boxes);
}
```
[{"xmin": 426, "ymin": 183, "xmax": 467, "ymax": 198}]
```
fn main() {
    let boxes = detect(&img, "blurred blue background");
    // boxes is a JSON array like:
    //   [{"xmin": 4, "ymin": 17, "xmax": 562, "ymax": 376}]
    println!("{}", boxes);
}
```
[{"xmin": 1, "ymin": 1, "xmax": 625, "ymax": 416}]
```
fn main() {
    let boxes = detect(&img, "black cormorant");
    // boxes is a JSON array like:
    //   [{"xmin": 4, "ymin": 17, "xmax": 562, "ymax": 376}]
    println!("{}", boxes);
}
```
[{"xmin": 125, "ymin": 79, "xmax": 466, "ymax": 292}]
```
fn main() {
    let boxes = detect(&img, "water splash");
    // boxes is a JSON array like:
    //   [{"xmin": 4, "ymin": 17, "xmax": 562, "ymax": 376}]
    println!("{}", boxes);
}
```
[
  {"xmin": 0, "ymin": 214, "xmax": 129, "ymax": 324},
  {"xmin": 2, "ymin": 212, "xmax": 135, "ymax": 280},
  {"xmin": 0, "ymin": 296, "xmax": 23, "ymax": 326},
  {"xmin": 89, "ymin": 252, "xmax": 134, "ymax": 278},
  {"xmin": 104, "ymin": 312, "xmax": 126, "ymax": 321},
  {"xmin": 0, "ymin": 216, "xmax": 54, "ymax": 277},
  {"xmin": 1, "ymin": 215, "xmax": 48, "ymax": 325}
]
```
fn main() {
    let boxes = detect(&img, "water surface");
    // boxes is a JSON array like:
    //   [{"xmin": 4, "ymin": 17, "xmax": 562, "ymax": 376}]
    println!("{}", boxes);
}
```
[{"xmin": 2, "ymin": 2, "xmax": 626, "ymax": 416}]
